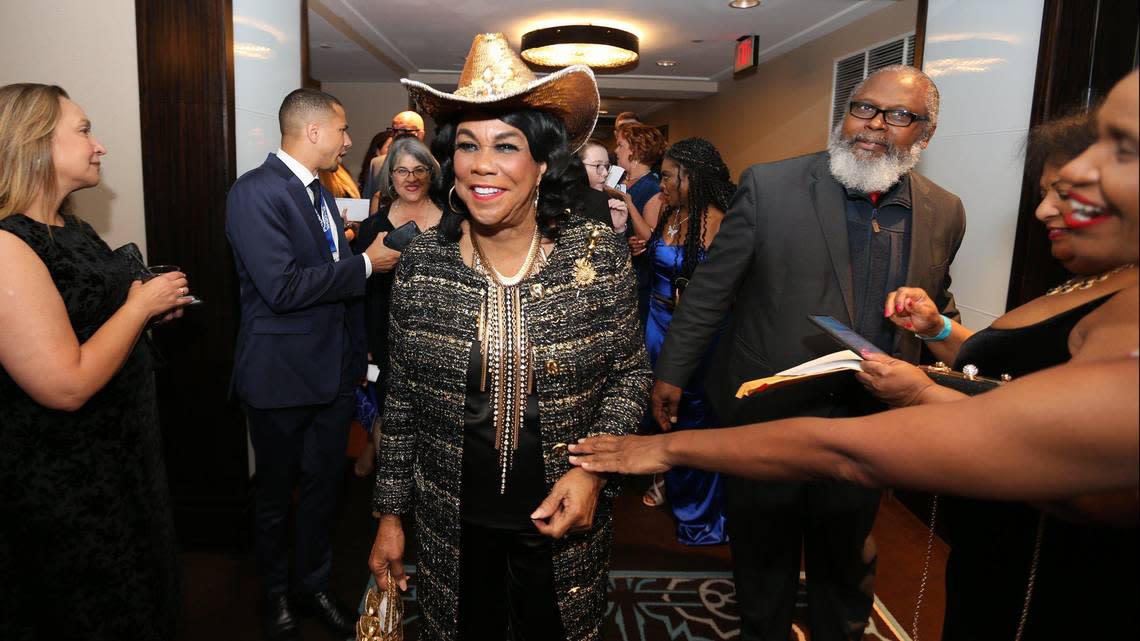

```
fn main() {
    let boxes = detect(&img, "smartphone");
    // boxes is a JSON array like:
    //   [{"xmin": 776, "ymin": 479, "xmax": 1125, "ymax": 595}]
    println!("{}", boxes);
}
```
[{"xmin": 807, "ymin": 315, "xmax": 886, "ymax": 356}]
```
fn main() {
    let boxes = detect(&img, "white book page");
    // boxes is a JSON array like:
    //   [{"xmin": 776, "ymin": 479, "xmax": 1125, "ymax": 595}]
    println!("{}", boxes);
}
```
[{"xmin": 777, "ymin": 350, "xmax": 863, "ymax": 376}]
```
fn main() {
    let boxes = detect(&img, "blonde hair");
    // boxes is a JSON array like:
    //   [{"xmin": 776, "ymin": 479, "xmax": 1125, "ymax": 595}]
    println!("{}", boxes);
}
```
[{"xmin": 0, "ymin": 83, "xmax": 69, "ymax": 220}]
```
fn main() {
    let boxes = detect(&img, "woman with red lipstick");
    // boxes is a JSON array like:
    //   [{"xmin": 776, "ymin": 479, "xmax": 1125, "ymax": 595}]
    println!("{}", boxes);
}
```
[
  {"xmin": 367, "ymin": 34, "xmax": 650, "ymax": 641},
  {"xmin": 0, "ymin": 84, "xmax": 191, "ymax": 639},
  {"xmin": 572, "ymin": 71, "xmax": 1140, "ymax": 641},
  {"xmin": 854, "ymin": 108, "xmax": 1138, "ymax": 641}
]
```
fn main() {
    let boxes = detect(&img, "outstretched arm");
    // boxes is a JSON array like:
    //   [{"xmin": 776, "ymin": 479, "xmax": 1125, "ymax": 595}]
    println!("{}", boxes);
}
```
[{"xmin": 572, "ymin": 356, "xmax": 1139, "ymax": 501}]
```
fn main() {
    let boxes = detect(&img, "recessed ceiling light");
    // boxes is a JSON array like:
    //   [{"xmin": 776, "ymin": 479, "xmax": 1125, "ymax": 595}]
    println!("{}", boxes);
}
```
[
  {"xmin": 729, "ymin": 0, "xmax": 761, "ymax": 8},
  {"xmin": 656, "ymin": 59, "xmax": 678, "ymax": 67}
]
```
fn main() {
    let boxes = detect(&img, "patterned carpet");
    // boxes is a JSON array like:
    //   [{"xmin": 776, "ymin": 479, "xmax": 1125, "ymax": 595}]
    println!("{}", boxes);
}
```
[{"xmin": 363, "ymin": 567, "xmax": 911, "ymax": 641}]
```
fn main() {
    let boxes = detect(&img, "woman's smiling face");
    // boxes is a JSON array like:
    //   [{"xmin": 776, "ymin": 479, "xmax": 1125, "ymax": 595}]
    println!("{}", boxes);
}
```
[
  {"xmin": 1058, "ymin": 71, "xmax": 1140, "ymax": 269},
  {"xmin": 452, "ymin": 118, "xmax": 545, "ymax": 231}
]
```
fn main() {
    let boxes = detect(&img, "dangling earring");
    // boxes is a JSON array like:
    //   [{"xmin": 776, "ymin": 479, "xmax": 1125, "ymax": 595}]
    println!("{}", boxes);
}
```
[
  {"xmin": 448, "ymin": 185, "xmax": 465, "ymax": 212},
  {"xmin": 532, "ymin": 186, "xmax": 541, "ymax": 214}
]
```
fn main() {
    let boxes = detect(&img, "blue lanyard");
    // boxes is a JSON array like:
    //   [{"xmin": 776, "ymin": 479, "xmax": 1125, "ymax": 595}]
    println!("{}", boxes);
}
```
[{"xmin": 309, "ymin": 181, "xmax": 339, "ymax": 260}]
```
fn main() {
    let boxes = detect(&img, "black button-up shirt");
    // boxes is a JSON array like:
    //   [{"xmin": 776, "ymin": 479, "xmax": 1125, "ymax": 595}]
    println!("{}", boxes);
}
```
[{"xmin": 844, "ymin": 174, "xmax": 912, "ymax": 353}]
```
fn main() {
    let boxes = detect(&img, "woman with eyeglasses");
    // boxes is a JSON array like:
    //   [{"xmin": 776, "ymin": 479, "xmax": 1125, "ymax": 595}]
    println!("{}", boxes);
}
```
[
  {"xmin": 349, "ymin": 135, "xmax": 442, "ymax": 476},
  {"xmin": 577, "ymin": 139, "xmax": 629, "ymax": 232}
]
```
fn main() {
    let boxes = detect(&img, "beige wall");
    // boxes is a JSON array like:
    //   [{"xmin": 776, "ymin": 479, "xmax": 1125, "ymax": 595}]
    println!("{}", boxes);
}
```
[
  {"xmin": 649, "ymin": 0, "xmax": 918, "ymax": 179},
  {"xmin": 0, "ymin": 0, "xmax": 147, "ymax": 256},
  {"xmin": 322, "ymin": 81, "xmax": 412, "ymax": 182}
]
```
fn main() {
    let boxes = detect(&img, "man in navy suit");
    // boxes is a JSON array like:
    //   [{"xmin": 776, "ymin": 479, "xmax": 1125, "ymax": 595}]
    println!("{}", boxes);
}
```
[{"xmin": 226, "ymin": 88, "xmax": 387, "ymax": 641}]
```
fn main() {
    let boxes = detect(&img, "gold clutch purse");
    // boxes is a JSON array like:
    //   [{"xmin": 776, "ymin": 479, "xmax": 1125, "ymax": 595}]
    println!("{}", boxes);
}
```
[{"xmin": 356, "ymin": 572, "xmax": 403, "ymax": 641}]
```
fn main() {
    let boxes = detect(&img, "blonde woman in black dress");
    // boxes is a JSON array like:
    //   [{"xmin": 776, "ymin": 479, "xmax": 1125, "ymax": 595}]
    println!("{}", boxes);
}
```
[{"xmin": 0, "ymin": 83, "xmax": 192, "ymax": 640}]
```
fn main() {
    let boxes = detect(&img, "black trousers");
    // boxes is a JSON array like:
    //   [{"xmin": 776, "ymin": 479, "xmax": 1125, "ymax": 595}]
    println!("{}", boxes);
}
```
[
  {"xmin": 458, "ymin": 521, "xmax": 565, "ymax": 641},
  {"xmin": 245, "ymin": 381, "xmax": 354, "ymax": 596},
  {"xmin": 725, "ymin": 476, "xmax": 880, "ymax": 641}
]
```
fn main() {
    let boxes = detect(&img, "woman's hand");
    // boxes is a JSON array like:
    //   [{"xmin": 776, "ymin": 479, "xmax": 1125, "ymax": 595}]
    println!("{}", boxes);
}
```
[
  {"xmin": 368, "ymin": 515, "xmax": 407, "ymax": 591},
  {"xmin": 627, "ymin": 235, "xmax": 647, "ymax": 256},
  {"xmin": 607, "ymin": 198, "xmax": 629, "ymax": 233},
  {"xmin": 884, "ymin": 287, "xmax": 942, "ymax": 336},
  {"xmin": 529, "ymin": 467, "xmax": 606, "ymax": 539},
  {"xmin": 127, "ymin": 271, "xmax": 190, "ymax": 319},
  {"xmin": 568, "ymin": 433, "xmax": 673, "ymax": 475},
  {"xmin": 364, "ymin": 232, "xmax": 401, "ymax": 273},
  {"xmin": 855, "ymin": 351, "xmax": 936, "ymax": 407}
]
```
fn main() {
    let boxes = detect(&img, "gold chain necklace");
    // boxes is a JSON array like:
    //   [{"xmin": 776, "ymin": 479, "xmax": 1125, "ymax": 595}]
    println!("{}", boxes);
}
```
[
  {"xmin": 1046, "ymin": 263, "xmax": 1136, "ymax": 296},
  {"xmin": 470, "ymin": 225, "xmax": 543, "ymax": 494}
]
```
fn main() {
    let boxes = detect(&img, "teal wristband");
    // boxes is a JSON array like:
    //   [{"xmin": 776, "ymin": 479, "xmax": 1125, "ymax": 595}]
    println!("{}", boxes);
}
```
[{"xmin": 917, "ymin": 314, "xmax": 952, "ymax": 342}]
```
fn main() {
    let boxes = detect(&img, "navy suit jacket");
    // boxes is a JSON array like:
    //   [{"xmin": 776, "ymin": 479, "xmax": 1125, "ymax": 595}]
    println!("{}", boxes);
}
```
[{"xmin": 225, "ymin": 153, "xmax": 368, "ymax": 409}]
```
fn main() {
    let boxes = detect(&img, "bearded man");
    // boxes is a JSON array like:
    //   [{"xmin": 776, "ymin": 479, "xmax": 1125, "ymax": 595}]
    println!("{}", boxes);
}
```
[{"xmin": 649, "ymin": 65, "xmax": 965, "ymax": 641}]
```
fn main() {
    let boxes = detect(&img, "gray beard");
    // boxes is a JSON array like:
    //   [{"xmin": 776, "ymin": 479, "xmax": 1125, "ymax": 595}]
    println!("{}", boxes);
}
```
[{"xmin": 827, "ymin": 125, "xmax": 924, "ymax": 193}]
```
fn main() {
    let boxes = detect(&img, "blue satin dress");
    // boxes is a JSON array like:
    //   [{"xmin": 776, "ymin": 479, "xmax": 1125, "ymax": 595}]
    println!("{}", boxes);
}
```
[{"xmin": 645, "ymin": 237, "xmax": 728, "ymax": 546}]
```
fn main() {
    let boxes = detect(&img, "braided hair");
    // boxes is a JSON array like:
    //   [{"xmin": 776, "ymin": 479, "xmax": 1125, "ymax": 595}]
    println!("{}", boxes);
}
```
[{"xmin": 655, "ymin": 137, "xmax": 735, "ymax": 281}]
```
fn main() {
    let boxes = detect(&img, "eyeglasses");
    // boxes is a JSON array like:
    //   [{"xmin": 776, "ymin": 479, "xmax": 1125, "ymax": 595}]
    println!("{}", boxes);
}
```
[
  {"xmin": 387, "ymin": 127, "xmax": 421, "ymax": 136},
  {"xmin": 392, "ymin": 166, "xmax": 430, "ymax": 179},
  {"xmin": 584, "ymin": 162, "xmax": 611, "ymax": 173},
  {"xmin": 848, "ymin": 101, "xmax": 930, "ymax": 127}
]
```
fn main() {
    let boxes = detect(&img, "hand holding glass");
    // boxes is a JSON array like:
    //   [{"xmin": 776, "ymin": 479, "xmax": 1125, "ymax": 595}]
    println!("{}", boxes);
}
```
[{"xmin": 145, "ymin": 265, "xmax": 202, "ymax": 306}]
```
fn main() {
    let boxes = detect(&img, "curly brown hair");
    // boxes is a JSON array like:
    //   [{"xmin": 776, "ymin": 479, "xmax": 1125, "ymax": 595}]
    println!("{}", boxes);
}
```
[{"xmin": 616, "ymin": 123, "xmax": 667, "ymax": 167}]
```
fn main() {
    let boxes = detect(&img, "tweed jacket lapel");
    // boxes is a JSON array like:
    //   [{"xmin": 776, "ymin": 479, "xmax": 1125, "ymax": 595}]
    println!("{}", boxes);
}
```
[{"xmin": 809, "ymin": 154, "xmax": 856, "ymax": 325}]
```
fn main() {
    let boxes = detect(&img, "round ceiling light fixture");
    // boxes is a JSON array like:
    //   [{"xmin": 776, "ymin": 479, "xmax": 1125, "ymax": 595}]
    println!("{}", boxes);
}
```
[
  {"xmin": 521, "ymin": 25, "xmax": 639, "ymax": 69},
  {"xmin": 729, "ymin": 0, "xmax": 761, "ymax": 8},
  {"xmin": 656, "ymin": 59, "xmax": 678, "ymax": 67}
]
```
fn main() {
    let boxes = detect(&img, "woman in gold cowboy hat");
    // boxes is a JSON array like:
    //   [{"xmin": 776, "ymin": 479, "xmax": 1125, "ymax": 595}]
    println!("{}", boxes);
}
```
[{"xmin": 367, "ymin": 33, "xmax": 651, "ymax": 641}]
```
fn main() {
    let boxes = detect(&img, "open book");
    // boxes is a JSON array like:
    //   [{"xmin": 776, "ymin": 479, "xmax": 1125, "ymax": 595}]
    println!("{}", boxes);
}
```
[{"xmin": 735, "ymin": 350, "xmax": 863, "ymax": 398}]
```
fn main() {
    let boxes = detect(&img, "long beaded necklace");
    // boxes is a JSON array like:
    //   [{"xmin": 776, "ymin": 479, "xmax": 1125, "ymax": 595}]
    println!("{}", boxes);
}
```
[
  {"xmin": 471, "ymin": 225, "xmax": 544, "ymax": 494},
  {"xmin": 1045, "ymin": 263, "xmax": 1136, "ymax": 296}
]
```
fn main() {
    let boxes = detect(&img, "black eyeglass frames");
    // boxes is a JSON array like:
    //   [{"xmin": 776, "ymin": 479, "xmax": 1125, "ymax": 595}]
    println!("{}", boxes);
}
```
[
  {"xmin": 392, "ymin": 166, "xmax": 430, "ymax": 179},
  {"xmin": 583, "ymin": 162, "xmax": 611, "ymax": 173},
  {"xmin": 848, "ymin": 101, "xmax": 930, "ymax": 127}
]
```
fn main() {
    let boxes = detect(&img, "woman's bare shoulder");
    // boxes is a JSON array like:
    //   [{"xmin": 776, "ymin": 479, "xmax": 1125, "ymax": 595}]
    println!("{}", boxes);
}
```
[{"xmin": 1069, "ymin": 285, "xmax": 1139, "ymax": 362}]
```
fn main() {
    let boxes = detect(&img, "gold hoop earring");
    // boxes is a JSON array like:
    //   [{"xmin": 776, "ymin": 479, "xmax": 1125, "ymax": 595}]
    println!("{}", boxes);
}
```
[{"xmin": 448, "ymin": 185, "xmax": 465, "ymax": 212}]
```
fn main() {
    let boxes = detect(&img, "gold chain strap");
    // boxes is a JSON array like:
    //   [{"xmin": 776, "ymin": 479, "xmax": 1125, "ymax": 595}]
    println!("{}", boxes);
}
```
[{"xmin": 912, "ymin": 498, "xmax": 1044, "ymax": 641}]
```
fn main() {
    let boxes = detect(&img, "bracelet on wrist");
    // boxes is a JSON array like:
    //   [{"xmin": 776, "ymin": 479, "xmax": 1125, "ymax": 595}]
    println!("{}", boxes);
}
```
[{"xmin": 916, "ymin": 314, "xmax": 952, "ymax": 342}]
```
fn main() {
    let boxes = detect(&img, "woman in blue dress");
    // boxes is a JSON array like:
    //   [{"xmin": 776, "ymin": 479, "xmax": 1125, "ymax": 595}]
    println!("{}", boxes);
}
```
[{"xmin": 644, "ymin": 138, "xmax": 736, "ymax": 545}]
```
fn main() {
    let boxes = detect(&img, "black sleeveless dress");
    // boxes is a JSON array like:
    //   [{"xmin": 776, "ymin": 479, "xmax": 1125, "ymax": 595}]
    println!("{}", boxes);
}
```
[
  {"xmin": 941, "ymin": 294, "xmax": 1138, "ymax": 641},
  {"xmin": 0, "ymin": 214, "xmax": 179, "ymax": 641}
]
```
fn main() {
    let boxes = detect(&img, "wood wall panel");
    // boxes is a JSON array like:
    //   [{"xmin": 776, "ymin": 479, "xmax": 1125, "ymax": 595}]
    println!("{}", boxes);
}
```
[
  {"xmin": 136, "ymin": 0, "xmax": 249, "ymax": 548},
  {"xmin": 1006, "ymin": 0, "xmax": 1140, "ymax": 307}
]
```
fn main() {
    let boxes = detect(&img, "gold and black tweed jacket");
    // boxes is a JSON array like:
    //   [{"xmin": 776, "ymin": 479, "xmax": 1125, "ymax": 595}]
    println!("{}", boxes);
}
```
[{"xmin": 373, "ymin": 216, "xmax": 651, "ymax": 641}]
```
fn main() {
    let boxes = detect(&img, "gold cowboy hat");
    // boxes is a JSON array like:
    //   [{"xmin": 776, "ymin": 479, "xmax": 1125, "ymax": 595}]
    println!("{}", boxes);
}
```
[{"xmin": 402, "ymin": 33, "xmax": 600, "ymax": 151}]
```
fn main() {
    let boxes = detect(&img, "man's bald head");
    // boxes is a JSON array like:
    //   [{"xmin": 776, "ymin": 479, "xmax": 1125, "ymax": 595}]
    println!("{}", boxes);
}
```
[
  {"xmin": 279, "ymin": 88, "xmax": 343, "ymax": 138},
  {"xmin": 391, "ymin": 111, "xmax": 425, "ymax": 140}
]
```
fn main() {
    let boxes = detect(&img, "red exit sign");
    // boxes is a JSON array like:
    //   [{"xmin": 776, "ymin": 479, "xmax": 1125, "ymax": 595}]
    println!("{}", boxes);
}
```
[{"xmin": 735, "ymin": 35, "xmax": 758, "ymax": 75}]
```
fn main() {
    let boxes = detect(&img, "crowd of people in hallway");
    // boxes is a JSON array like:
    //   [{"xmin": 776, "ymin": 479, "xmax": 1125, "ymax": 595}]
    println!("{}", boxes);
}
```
[{"xmin": 0, "ymin": 26, "xmax": 1136, "ymax": 641}]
